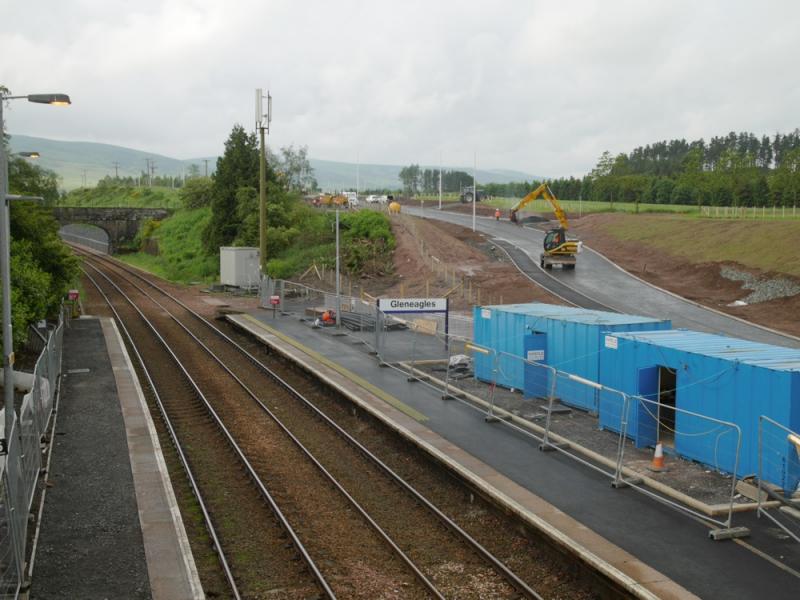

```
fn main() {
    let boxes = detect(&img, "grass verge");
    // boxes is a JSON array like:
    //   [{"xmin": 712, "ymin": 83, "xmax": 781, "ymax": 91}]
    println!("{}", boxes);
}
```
[{"xmin": 117, "ymin": 207, "xmax": 217, "ymax": 283}]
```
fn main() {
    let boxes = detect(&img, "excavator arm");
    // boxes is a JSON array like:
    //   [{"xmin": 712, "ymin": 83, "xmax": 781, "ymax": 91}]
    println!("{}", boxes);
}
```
[{"xmin": 509, "ymin": 183, "xmax": 570, "ymax": 229}]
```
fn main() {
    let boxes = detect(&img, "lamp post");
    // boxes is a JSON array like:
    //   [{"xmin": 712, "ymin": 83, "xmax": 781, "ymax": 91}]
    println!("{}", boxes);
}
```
[
  {"xmin": 255, "ymin": 88, "xmax": 271, "ymax": 279},
  {"xmin": 0, "ymin": 92, "xmax": 70, "ymax": 445}
]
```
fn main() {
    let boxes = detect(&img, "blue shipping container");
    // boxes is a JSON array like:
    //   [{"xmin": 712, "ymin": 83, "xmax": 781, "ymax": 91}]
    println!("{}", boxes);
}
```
[
  {"xmin": 472, "ymin": 303, "xmax": 671, "ymax": 411},
  {"xmin": 598, "ymin": 329, "xmax": 800, "ymax": 491}
]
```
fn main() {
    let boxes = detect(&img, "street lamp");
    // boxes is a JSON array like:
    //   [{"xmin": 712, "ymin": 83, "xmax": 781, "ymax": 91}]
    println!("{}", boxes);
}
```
[{"xmin": 0, "ymin": 91, "xmax": 70, "ymax": 446}]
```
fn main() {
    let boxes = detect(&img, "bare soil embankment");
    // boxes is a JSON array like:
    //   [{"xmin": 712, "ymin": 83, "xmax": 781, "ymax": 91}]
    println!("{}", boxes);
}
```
[{"xmin": 570, "ymin": 214, "xmax": 800, "ymax": 338}]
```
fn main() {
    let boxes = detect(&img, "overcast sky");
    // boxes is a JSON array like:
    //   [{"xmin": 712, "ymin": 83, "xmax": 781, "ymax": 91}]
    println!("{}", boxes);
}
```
[{"xmin": 3, "ymin": 1, "xmax": 799, "ymax": 176}]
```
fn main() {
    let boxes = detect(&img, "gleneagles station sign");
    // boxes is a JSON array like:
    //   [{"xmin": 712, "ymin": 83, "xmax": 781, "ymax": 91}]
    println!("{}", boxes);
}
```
[{"xmin": 377, "ymin": 298, "xmax": 447, "ymax": 313}]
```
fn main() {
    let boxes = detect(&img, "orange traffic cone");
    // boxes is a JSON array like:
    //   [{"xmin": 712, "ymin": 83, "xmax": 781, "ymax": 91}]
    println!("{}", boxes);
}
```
[{"xmin": 648, "ymin": 442, "xmax": 666, "ymax": 472}]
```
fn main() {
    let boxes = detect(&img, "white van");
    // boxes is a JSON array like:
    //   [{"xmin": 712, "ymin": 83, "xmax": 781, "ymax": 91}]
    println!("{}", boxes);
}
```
[{"xmin": 344, "ymin": 191, "xmax": 359, "ymax": 208}]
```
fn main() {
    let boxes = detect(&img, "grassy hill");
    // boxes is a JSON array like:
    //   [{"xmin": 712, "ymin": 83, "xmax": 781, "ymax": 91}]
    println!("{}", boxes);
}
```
[
  {"xmin": 9, "ymin": 134, "xmax": 541, "ymax": 192},
  {"xmin": 8, "ymin": 134, "xmax": 215, "ymax": 190}
]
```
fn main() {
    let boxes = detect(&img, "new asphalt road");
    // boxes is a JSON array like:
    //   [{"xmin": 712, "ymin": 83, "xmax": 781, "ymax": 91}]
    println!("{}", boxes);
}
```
[{"xmin": 403, "ymin": 205, "xmax": 800, "ymax": 348}]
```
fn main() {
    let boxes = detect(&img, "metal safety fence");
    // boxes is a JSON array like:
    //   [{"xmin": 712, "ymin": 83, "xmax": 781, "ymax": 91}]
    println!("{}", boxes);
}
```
[
  {"xmin": 266, "ymin": 284, "xmax": 753, "ymax": 536},
  {"xmin": 758, "ymin": 416, "xmax": 800, "ymax": 543},
  {"xmin": 377, "ymin": 326, "xmax": 748, "ymax": 538},
  {"xmin": 0, "ymin": 314, "xmax": 64, "ymax": 599}
]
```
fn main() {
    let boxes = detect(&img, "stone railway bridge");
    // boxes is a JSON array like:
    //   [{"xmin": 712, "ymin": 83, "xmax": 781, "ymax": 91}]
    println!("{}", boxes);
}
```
[{"xmin": 52, "ymin": 207, "xmax": 172, "ymax": 253}]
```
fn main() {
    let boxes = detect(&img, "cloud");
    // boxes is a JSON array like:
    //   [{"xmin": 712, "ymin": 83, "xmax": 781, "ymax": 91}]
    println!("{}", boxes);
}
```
[{"xmin": 3, "ymin": 0, "xmax": 800, "ymax": 176}]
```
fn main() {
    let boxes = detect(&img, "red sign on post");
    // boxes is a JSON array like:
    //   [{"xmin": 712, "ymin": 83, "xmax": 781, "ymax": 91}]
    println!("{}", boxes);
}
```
[
  {"xmin": 269, "ymin": 295, "xmax": 280, "ymax": 306},
  {"xmin": 68, "ymin": 289, "xmax": 80, "ymax": 301}
]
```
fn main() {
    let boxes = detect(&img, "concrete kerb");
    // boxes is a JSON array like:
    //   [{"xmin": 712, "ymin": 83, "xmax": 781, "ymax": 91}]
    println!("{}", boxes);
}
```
[
  {"xmin": 103, "ymin": 318, "xmax": 204, "ymax": 600},
  {"xmin": 226, "ymin": 313, "xmax": 692, "ymax": 600},
  {"xmin": 400, "ymin": 362, "xmax": 773, "ymax": 519}
]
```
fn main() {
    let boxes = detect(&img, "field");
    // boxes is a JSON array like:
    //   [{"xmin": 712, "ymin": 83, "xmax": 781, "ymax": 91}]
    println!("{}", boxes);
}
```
[{"xmin": 418, "ymin": 194, "xmax": 700, "ymax": 215}]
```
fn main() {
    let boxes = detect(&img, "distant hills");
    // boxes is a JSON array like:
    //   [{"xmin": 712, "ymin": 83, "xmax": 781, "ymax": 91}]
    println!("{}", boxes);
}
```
[
  {"xmin": 8, "ymin": 134, "xmax": 216, "ymax": 190},
  {"xmin": 8, "ymin": 134, "xmax": 541, "ymax": 191}
]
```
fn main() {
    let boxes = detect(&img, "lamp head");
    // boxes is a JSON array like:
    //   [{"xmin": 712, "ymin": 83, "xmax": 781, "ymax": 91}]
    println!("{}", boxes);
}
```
[
  {"xmin": 18, "ymin": 152, "xmax": 40, "ymax": 159},
  {"xmin": 27, "ymin": 94, "xmax": 71, "ymax": 106}
]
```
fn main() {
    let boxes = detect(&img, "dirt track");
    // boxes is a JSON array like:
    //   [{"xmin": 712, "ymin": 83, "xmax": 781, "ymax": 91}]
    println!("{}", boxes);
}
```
[{"xmin": 375, "ymin": 215, "xmax": 564, "ymax": 310}]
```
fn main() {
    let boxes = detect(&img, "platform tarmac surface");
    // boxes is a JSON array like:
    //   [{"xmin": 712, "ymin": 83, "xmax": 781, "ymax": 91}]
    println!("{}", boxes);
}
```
[
  {"xmin": 403, "ymin": 206, "xmax": 800, "ymax": 348},
  {"xmin": 31, "ymin": 317, "xmax": 202, "ymax": 600},
  {"xmin": 237, "ymin": 309, "xmax": 800, "ymax": 600}
]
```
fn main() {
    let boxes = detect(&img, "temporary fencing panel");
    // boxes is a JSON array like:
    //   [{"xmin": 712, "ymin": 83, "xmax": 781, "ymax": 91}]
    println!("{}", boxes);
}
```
[
  {"xmin": 599, "ymin": 329, "xmax": 800, "ymax": 487},
  {"xmin": 473, "ymin": 303, "xmax": 670, "ymax": 409},
  {"xmin": 0, "ymin": 315, "xmax": 64, "ymax": 599}
]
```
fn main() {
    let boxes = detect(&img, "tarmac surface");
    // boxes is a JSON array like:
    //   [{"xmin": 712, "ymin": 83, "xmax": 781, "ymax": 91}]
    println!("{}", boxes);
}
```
[
  {"xmin": 241, "ymin": 307, "xmax": 800, "ymax": 600},
  {"xmin": 31, "ymin": 317, "xmax": 202, "ymax": 600},
  {"xmin": 403, "ymin": 206, "xmax": 800, "ymax": 348}
]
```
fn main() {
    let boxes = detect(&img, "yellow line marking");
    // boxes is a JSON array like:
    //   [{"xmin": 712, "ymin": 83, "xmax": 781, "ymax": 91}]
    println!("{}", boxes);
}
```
[{"xmin": 238, "ymin": 314, "xmax": 428, "ymax": 423}]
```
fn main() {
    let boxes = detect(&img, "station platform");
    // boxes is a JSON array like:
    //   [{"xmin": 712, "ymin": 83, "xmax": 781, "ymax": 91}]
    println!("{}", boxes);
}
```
[
  {"xmin": 30, "ymin": 317, "xmax": 202, "ymax": 600},
  {"xmin": 228, "ymin": 308, "xmax": 800, "ymax": 600}
]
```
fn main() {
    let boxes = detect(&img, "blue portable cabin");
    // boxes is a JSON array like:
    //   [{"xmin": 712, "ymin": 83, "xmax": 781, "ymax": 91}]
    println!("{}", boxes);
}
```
[
  {"xmin": 598, "ymin": 329, "xmax": 800, "ymax": 491},
  {"xmin": 472, "ymin": 303, "xmax": 671, "ymax": 411}
]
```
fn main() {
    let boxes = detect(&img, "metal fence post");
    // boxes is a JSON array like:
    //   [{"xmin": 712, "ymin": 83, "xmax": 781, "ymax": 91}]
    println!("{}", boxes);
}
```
[
  {"xmin": 540, "ymin": 365, "xmax": 559, "ymax": 448},
  {"xmin": 485, "ymin": 350, "xmax": 500, "ymax": 422},
  {"xmin": 612, "ymin": 393, "xmax": 631, "ymax": 488},
  {"xmin": 725, "ymin": 424, "xmax": 744, "ymax": 529},
  {"xmin": 374, "ymin": 304, "xmax": 382, "ymax": 361},
  {"xmin": 407, "ymin": 324, "xmax": 419, "ymax": 382},
  {"xmin": 442, "ymin": 333, "xmax": 453, "ymax": 400},
  {"xmin": 757, "ymin": 416, "xmax": 764, "ymax": 519}
]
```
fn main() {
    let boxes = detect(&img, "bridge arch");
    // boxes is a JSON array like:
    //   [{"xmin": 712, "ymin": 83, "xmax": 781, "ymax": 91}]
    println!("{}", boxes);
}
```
[{"xmin": 52, "ymin": 207, "xmax": 171, "ymax": 253}]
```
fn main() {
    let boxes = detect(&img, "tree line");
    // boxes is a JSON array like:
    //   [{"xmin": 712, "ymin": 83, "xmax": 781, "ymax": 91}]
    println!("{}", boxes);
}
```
[
  {"xmin": 399, "ymin": 165, "xmax": 477, "ymax": 195},
  {"xmin": 3, "ymin": 146, "xmax": 78, "ymax": 352},
  {"xmin": 401, "ymin": 129, "xmax": 800, "ymax": 208}
]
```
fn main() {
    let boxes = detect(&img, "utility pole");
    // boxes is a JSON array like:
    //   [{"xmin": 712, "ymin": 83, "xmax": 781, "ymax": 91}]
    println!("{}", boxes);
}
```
[
  {"xmin": 149, "ymin": 161, "xmax": 157, "ymax": 186},
  {"xmin": 439, "ymin": 153, "xmax": 442, "ymax": 210},
  {"xmin": 112, "ymin": 161, "xmax": 119, "ymax": 179},
  {"xmin": 203, "ymin": 159, "xmax": 209, "ymax": 177},
  {"xmin": 472, "ymin": 151, "xmax": 477, "ymax": 232},
  {"xmin": 256, "ymin": 88, "xmax": 272, "ymax": 277},
  {"xmin": 335, "ymin": 207, "xmax": 341, "ymax": 329},
  {"xmin": 144, "ymin": 158, "xmax": 151, "ymax": 187}
]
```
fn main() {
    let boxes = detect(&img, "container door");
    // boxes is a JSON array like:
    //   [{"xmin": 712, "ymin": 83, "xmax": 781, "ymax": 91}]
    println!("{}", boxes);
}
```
[
  {"xmin": 636, "ymin": 366, "xmax": 659, "ymax": 448},
  {"xmin": 523, "ymin": 333, "xmax": 548, "ymax": 399}
]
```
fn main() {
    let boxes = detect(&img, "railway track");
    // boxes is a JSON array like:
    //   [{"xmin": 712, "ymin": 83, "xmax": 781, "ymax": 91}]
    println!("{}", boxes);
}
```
[{"xmin": 76, "ymin": 246, "xmax": 559, "ymax": 599}]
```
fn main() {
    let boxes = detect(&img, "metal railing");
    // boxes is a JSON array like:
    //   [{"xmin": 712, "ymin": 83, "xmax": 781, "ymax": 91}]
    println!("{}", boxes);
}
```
[
  {"xmin": 758, "ymin": 416, "xmax": 800, "ymax": 543},
  {"xmin": 379, "ymin": 326, "xmax": 747, "ymax": 537},
  {"xmin": 0, "ymin": 314, "xmax": 64, "ymax": 598},
  {"xmin": 268, "ymin": 282, "xmax": 754, "ymax": 537}
]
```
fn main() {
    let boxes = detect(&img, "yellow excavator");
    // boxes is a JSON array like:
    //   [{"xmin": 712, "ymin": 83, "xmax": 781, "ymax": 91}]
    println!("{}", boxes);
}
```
[{"xmin": 509, "ymin": 183, "xmax": 581, "ymax": 270}]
